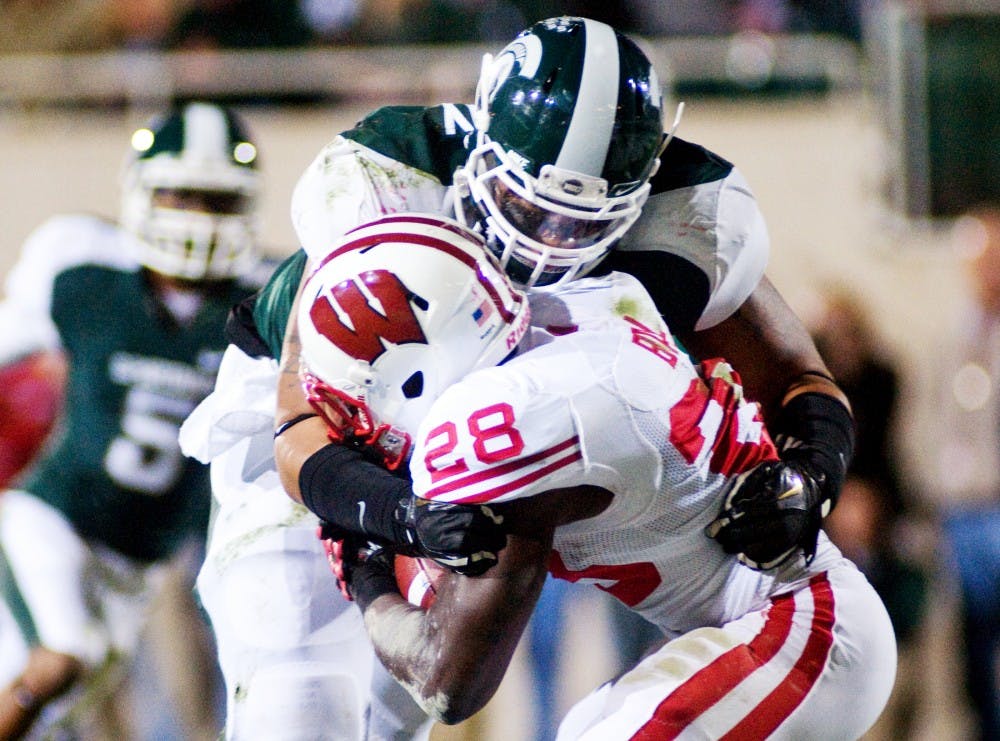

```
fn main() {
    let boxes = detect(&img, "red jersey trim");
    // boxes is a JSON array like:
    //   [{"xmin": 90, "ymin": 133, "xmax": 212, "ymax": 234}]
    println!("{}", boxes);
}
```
[{"xmin": 423, "ymin": 436, "xmax": 582, "ymax": 504}]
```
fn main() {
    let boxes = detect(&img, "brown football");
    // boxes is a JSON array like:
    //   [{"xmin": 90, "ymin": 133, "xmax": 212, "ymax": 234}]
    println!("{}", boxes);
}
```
[{"xmin": 394, "ymin": 554, "xmax": 447, "ymax": 609}]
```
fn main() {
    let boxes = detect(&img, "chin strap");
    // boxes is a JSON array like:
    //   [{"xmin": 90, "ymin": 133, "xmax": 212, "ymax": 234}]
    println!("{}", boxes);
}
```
[
  {"xmin": 647, "ymin": 101, "xmax": 684, "ymax": 182},
  {"xmin": 661, "ymin": 101, "xmax": 685, "ymax": 153}
]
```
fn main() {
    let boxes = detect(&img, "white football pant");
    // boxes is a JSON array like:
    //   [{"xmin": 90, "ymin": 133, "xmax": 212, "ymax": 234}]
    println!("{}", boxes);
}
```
[{"xmin": 556, "ymin": 562, "xmax": 896, "ymax": 740}]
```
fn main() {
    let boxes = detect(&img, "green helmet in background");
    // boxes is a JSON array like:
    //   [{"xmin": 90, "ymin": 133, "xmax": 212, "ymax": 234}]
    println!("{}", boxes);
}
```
[
  {"xmin": 454, "ymin": 16, "xmax": 665, "ymax": 288},
  {"xmin": 120, "ymin": 101, "xmax": 261, "ymax": 281}
]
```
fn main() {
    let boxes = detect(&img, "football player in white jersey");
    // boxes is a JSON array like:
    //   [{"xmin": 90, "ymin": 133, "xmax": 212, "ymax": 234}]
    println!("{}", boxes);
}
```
[
  {"xmin": 182, "ymin": 15, "xmax": 857, "ymax": 740},
  {"xmin": 292, "ymin": 214, "xmax": 897, "ymax": 740},
  {"xmin": 0, "ymin": 101, "xmax": 264, "ymax": 739}
]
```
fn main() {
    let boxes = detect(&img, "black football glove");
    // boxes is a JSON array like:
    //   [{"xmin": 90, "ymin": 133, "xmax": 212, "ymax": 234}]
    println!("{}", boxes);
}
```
[
  {"xmin": 317, "ymin": 521, "xmax": 362, "ymax": 602},
  {"xmin": 348, "ymin": 544, "xmax": 398, "ymax": 611},
  {"xmin": 300, "ymin": 445, "xmax": 506, "ymax": 576},
  {"xmin": 400, "ymin": 496, "xmax": 506, "ymax": 576},
  {"xmin": 705, "ymin": 459, "xmax": 827, "ymax": 570}
]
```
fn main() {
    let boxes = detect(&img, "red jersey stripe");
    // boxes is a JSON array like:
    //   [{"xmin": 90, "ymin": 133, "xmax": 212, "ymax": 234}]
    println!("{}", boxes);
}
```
[
  {"xmin": 431, "ymin": 448, "xmax": 583, "ymax": 504},
  {"xmin": 425, "ymin": 436, "xmax": 580, "ymax": 497}
]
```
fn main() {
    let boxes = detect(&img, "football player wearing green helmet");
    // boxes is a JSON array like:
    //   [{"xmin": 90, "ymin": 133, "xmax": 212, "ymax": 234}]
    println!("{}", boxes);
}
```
[
  {"xmin": 121, "ymin": 101, "xmax": 261, "ymax": 282},
  {"xmin": 182, "ymin": 15, "xmax": 854, "ymax": 741},
  {"xmin": 0, "ymin": 101, "xmax": 267, "ymax": 740},
  {"xmin": 286, "ymin": 14, "xmax": 854, "ymax": 576}
]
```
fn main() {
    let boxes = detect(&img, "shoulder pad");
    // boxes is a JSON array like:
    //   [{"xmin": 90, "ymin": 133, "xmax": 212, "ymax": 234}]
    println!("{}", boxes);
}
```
[
  {"xmin": 20, "ymin": 214, "xmax": 138, "ymax": 277},
  {"xmin": 340, "ymin": 104, "xmax": 474, "ymax": 184},
  {"xmin": 649, "ymin": 137, "xmax": 734, "ymax": 194},
  {"xmin": 410, "ymin": 366, "xmax": 583, "ymax": 505}
]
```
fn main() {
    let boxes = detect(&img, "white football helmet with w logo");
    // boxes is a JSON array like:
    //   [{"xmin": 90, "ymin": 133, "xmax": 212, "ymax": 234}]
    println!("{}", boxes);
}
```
[{"xmin": 297, "ymin": 213, "xmax": 530, "ymax": 467}]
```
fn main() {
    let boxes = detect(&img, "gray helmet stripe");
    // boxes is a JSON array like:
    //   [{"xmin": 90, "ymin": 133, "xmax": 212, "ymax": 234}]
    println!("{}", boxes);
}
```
[
  {"xmin": 554, "ymin": 19, "xmax": 619, "ymax": 177},
  {"xmin": 183, "ymin": 102, "xmax": 230, "ymax": 160}
]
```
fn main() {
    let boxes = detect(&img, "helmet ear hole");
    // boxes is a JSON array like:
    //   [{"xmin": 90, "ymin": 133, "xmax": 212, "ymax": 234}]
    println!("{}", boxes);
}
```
[{"xmin": 402, "ymin": 371, "xmax": 424, "ymax": 399}]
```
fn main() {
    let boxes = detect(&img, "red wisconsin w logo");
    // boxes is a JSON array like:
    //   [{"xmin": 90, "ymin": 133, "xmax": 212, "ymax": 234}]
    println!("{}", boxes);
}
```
[{"xmin": 309, "ymin": 270, "xmax": 428, "ymax": 362}]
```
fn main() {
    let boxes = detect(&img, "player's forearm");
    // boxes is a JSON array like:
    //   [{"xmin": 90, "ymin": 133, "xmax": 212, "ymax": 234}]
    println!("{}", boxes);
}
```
[
  {"xmin": 274, "ymin": 345, "xmax": 331, "ymax": 504},
  {"xmin": 681, "ymin": 277, "xmax": 851, "ymax": 419},
  {"xmin": 778, "ymin": 370, "xmax": 850, "ymax": 412},
  {"xmin": 685, "ymin": 276, "xmax": 855, "ymax": 527},
  {"xmin": 298, "ymin": 443, "xmax": 415, "ymax": 545},
  {"xmin": 273, "ymin": 264, "xmax": 340, "ymax": 503},
  {"xmin": 363, "ymin": 537, "xmax": 549, "ymax": 724},
  {"xmin": 274, "ymin": 413, "xmax": 330, "ymax": 504},
  {"xmin": 361, "ymin": 594, "xmax": 491, "ymax": 724}
]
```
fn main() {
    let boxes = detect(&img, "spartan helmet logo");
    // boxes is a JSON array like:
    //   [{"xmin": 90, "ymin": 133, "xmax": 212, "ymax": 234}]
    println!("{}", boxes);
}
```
[
  {"xmin": 476, "ymin": 32, "xmax": 543, "ymax": 125},
  {"xmin": 308, "ymin": 270, "xmax": 428, "ymax": 365}
]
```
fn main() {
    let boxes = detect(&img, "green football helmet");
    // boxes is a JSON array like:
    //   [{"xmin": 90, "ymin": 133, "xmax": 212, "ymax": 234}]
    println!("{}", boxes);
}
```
[
  {"xmin": 120, "ymin": 101, "xmax": 260, "ymax": 281},
  {"xmin": 454, "ymin": 16, "xmax": 665, "ymax": 288}
]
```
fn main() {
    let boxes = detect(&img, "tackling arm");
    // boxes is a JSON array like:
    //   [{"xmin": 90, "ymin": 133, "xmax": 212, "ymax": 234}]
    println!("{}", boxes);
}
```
[
  {"xmin": 685, "ymin": 277, "xmax": 856, "ymax": 568},
  {"xmin": 678, "ymin": 276, "xmax": 849, "ymax": 416},
  {"xmin": 273, "ymin": 267, "xmax": 335, "ymax": 503}
]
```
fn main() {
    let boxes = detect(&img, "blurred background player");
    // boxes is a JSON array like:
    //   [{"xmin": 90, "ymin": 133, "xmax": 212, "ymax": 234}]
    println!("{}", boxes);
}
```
[{"xmin": 0, "ymin": 100, "xmax": 264, "ymax": 739}]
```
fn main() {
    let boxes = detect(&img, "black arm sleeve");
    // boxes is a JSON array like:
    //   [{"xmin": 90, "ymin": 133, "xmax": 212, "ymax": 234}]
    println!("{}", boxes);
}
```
[
  {"xmin": 773, "ymin": 392, "xmax": 856, "ymax": 511},
  {"xmin": 299, "ymin": 443, "xmax": 414, "ymax": 545}
]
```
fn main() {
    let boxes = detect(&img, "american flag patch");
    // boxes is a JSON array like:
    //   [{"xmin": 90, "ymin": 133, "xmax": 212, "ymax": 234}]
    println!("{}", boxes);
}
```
[{"xmin": 472, "ymin": 298, "xmax": 494, "ymax": 326}]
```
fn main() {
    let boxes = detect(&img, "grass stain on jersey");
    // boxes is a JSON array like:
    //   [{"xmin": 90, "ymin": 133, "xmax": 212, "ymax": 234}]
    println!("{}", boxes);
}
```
[
  {"xmin": 614, "ymin": 297, "xmax": 643, "ymax": 318},
  {"xmin": 614, "ymin": 292, "xmax": 663, "ymax": 329},
  {"xmin": 214, "ymin": 503, "xmax": 314, "ymax": 567}
]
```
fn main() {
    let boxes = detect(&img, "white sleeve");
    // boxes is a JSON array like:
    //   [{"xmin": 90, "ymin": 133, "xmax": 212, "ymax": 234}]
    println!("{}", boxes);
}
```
[
  {"xmin": 0, "ymin": 215, "xmax": 127, "ymax": 362},
  {"xmin": 179, "ymin": 344, "xmax": 279, "ymax": 464},
  {"xmin": 409, "ymin": 368, "xmax": 585, "ymax": 505},
  {"xmin": 290, "ymin": 136, "xmax": 450, "ymax": 261},
  {"xmin": 618, "ymin": 166, "xmax": 770, "ymax": 330}
]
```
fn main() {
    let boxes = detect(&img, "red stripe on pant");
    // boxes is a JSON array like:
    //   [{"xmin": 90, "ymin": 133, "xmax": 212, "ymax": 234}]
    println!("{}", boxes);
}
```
[{"xmin": 632, "ymin": 573, "xmax": 834, "ymax": 740}]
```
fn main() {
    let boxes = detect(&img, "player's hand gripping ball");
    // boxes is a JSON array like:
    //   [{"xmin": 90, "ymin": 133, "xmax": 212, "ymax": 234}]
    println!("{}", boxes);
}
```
[{"xmin": 394, "ymin": 554, "xmax": 447, "ymax": 609}]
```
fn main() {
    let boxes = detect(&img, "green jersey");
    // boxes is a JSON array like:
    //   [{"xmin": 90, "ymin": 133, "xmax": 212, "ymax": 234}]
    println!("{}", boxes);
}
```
[{"xmin": 1, "ymin": 214, "xmax": 263, "ymax": 562}]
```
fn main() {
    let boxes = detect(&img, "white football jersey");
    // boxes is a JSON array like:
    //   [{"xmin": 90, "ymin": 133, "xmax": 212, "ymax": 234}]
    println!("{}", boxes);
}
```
[{"xmin": 409, "ymin": 272, "xmax": 842, "ymax": 636}]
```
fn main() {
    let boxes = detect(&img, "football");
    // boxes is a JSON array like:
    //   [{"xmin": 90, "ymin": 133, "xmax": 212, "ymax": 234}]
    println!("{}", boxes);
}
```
[
  {"xmin": 0, "ymin": 352, "xmax": 64, "ymax": 489},
  {"xmin": 394, "ymin": 554, "xmax": 447, "ymax": 609}
]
